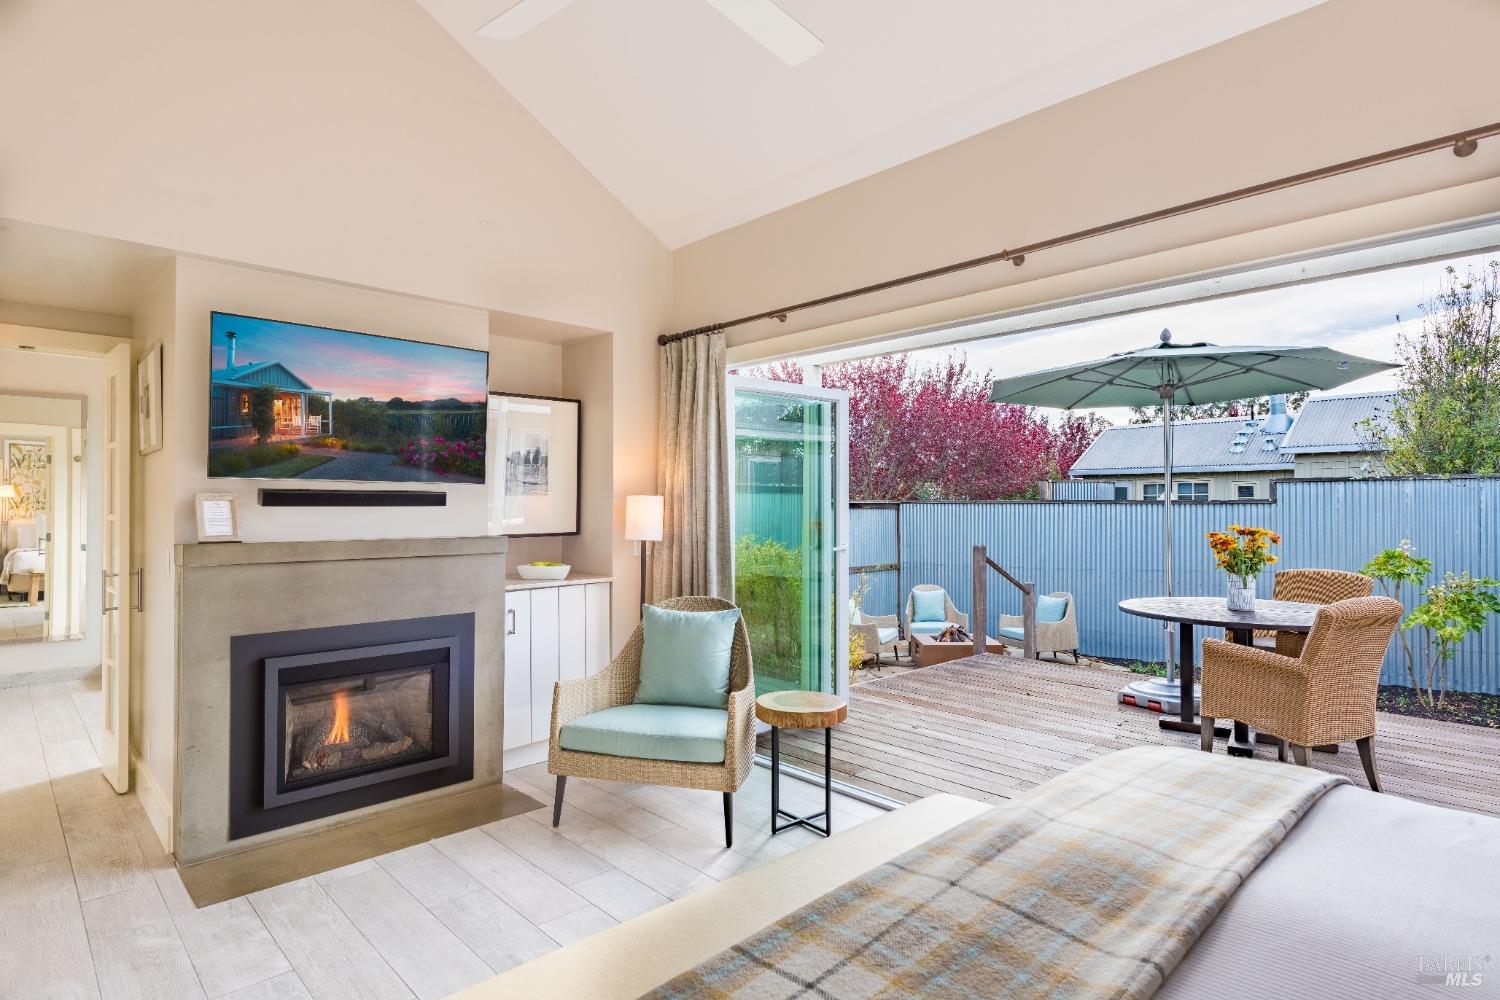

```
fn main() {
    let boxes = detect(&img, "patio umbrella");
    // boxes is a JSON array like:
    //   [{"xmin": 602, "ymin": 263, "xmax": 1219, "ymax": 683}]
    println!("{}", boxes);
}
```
[{"xmin": 989, "ymin": 329, "xmax": 1397, "ymax": 710}]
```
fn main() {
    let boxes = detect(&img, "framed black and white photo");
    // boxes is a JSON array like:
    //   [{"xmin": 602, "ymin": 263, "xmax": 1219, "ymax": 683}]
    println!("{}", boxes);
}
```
[
  {"xmin": 137, "ymin": 343, "xmax": 163, "ymax": 455},
  {"xmin": 488, "ymin": 393, "xmax": 579, "ymax": 536}
]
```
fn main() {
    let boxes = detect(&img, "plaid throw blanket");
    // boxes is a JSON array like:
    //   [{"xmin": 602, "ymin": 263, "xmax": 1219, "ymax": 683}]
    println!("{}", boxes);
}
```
[{"xmin": 649, "ymin": 746, "xmax": 1345, "ymax": 999}]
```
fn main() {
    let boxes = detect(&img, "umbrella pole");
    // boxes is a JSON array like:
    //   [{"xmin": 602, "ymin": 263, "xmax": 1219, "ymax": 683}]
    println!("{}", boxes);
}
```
[{"xmin": 1162, "ymin": 398, "xmax": 1175, "ymax": 684}]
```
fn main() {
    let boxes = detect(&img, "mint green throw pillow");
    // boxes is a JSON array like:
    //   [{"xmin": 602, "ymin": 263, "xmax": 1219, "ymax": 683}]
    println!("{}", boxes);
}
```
[
  {"xmin": 635, "ymin": 604, "xmax": 740, "ymax": 709},
  {"xmin": 912, "ymin": 588, "xmax": 947, "ymax": 623},
  {"xmin": 1036, "ymin": 594, "xmax": 1069, "ymax": 623}
]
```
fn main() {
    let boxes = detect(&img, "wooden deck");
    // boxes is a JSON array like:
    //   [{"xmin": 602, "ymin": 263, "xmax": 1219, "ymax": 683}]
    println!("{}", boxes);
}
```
[{"xmin": 757, "ymin": 654, "xmax": 1500, "ymax": 819}]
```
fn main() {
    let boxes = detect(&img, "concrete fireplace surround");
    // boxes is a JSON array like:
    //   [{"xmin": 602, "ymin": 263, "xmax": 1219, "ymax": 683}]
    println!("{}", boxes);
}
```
[{"xmin": 174, "ymin": 535, "xmax": 506, "ymax": 865}]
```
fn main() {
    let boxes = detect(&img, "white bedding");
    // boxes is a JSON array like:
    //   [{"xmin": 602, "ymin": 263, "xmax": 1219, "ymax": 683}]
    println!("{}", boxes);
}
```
[{"xmin": 0, "ymin": 546, "xmax": 45, "ymax": 589}]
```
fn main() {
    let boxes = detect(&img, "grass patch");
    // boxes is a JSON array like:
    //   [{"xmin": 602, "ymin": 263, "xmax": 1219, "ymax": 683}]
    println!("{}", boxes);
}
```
[{"xmin": 243, "ymin": 454, "xmax": 335, "ymax": 479}]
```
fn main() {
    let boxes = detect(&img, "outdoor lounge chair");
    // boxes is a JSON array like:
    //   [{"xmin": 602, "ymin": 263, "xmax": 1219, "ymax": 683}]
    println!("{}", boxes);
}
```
[
  {"xmin": 1200, "ymin": 595, "xmax": 1403, "ymax": 791},
  {"xmin": 904, "ymin": 585, "xmax": 968, "ymax": 636},
  {"xmin": 851, "ymin": 604, "xmax": 902, "ymax": 666},
  {"xmin": 1255, "ymin": 568, "xmax": 1374, "ymax": 656},
  {"xmin": 996, "ymin": 591, "xmax": 1079, "ymax": 662},
  {"xmin": 547, "ymin": 596, "xmax": 755, "ymax": 848}
]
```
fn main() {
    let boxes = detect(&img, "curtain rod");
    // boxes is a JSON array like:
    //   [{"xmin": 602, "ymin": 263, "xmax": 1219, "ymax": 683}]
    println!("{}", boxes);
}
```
[{"xmin": 658, "ymin": 121, "xmax": 1499, "ymax": 347}]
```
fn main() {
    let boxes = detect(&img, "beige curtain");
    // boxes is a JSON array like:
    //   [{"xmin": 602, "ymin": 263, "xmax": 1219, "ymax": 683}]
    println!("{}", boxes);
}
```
[{"xmin": 653, "ymin": 331, "xmax": 732, "ymax": 602}]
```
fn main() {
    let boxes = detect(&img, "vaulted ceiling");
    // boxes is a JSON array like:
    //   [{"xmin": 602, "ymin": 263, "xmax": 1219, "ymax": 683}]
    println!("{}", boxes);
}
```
[{"xmin": 418, "ymin": 0, "xmax": 1325, "ymax": 249}]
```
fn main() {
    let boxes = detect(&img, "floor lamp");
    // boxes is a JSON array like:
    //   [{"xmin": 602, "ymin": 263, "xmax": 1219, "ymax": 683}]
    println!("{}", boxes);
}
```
[{"xmin": 625, "ymin": 495, "xmax": 663, "ymax": 614}]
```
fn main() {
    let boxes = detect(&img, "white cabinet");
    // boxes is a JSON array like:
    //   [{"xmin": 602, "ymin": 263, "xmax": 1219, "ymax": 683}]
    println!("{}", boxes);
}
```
[
  {"xmin": 503, "ymin": 590, "xmax": 532, "ymax": 751},
  {"xmin": 503, "ymin": 578, "xmax": 612, "ymax": 766}
]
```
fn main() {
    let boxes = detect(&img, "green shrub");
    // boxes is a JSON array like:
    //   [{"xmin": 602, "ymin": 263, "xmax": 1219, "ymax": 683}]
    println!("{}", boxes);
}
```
[{"xmin": 208, "ymin": 442, "xmax": 300, "ymax": 477}]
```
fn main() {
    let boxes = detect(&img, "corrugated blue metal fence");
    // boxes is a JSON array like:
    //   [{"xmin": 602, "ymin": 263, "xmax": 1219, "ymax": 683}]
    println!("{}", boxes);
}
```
[
  {"xmin": 850, "ymin": 503, "xmax": 900, "ymax": 618},
  {"xmin": 850, "ymin": 478, "xmax": 1499, "ymax": 693}
]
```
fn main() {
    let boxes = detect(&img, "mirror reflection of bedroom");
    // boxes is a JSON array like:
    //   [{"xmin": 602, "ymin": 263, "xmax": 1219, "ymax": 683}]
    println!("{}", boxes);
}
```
[{"xmin": 0, "ymin": 388, "xmax": 93, "ymax": 654}]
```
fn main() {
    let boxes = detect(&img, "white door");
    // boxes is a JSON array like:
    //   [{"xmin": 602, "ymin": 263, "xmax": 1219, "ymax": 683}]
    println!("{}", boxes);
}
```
[
  {"xmin": 99, "ymin": 343, "xmax": 132, "ymax": 793},
  {"xmin": 726, "ymin": 376, "xmax": 851, "ymax": 697}
]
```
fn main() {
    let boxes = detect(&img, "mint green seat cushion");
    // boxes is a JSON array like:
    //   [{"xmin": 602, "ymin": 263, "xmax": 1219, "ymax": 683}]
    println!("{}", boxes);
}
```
[
  {"xmin": 635, "ymin": 604, "xmax": 740, "ymax": 709},
  {"xmin": 997, "ymin": 626, "xmax": 1025, "ymax": 641},
  {"xmin": 911, "ymin": 589, "xmax": 947, "ymax": 623},
  {"xmin": 909, "ymin": 620, "xmax": 954, "ymax": 635},
  {"xmin": 1036, "ymin": 595, "xmax": 1069, "ymax": 623},
  {"xmin": 559, "ymin": 704, "xmax": 728, "ymax": 764},
  {"xmin": 876, "ymin": 626, "xmax": 899, "ymax": 645}
]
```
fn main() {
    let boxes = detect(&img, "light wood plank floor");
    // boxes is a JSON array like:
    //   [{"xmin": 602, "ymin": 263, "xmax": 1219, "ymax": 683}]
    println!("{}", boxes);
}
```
[
  {"xmin": 0, "ymin": 677, "xmax": 886, "ymax": 1000},
  {"xmin": 762, "ymin": 654, "xmax": 1500, "ymax": 818}
]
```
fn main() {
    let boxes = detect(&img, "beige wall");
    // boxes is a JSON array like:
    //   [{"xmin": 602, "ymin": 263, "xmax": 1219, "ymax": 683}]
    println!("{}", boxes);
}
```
[
  {"xmin": 673, "ymin": 0, "xmax": 1500, "ymax": 359},
  {"xmin": 1, "ymin": 0, "xmax": 673, "ymax": 656},
  {"xmin": 1294, "ymin": 453, "xmax": 1388, "ymax": 479}
]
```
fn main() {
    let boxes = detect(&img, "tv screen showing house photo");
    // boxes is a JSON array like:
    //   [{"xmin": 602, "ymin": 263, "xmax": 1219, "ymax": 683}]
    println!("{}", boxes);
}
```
[{"xmin": 208, "ymin": 312, "xmax": 490, "ymax": 484}]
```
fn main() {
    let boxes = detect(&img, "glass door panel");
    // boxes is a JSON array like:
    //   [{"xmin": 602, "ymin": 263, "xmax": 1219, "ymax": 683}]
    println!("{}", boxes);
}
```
[{"xmin": 728, "ymin": 377, "xmax": 848, "ymax": 697}]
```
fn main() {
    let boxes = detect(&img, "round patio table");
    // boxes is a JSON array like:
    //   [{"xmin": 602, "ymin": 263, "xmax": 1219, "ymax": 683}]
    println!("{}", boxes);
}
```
[{"xmin": 1119, "ymin": 596, "xmax": 1321, "ymax": 755}]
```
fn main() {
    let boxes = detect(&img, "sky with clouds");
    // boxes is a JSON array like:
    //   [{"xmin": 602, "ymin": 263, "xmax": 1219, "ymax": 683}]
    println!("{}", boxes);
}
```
[{"xmin": 907, "ymin": 250, "xmax": 1496, "ymax": 425}]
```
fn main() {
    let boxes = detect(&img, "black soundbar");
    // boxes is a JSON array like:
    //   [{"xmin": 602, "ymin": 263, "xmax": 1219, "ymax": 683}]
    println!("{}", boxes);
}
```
[{"xmin": 257, "ymin": 488, "xmax": 448, "ymax": 508}]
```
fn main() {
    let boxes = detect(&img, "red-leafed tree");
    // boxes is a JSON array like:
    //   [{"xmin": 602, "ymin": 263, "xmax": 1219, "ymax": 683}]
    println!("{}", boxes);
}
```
[{"xmin": 737, "ymin": 353, "xmax": 1105, "ymax": 501}]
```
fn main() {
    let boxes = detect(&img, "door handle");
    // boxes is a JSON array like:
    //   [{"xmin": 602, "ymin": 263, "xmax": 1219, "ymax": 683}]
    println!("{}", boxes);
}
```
[
  {"xmin": 101, "ymin": 570, "xmax": 119, "ymax": 613},
  {"xmin": 507, "ymin": 608, "xmax": 517, "ymax": 636},
  {"xmin": 131, "ymin": 568, "xmax": 144, "ymax": 612}
]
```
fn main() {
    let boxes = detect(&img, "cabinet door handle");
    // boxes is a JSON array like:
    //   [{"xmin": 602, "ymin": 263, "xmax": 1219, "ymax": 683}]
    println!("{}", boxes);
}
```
[
  {"xmin": 101, "ymin": 570, "xmax": 119, "ymax": 614},
  {"xmin": 131, "ymin": 568, "xmax": 144, "ymax": 612},
  {"xmin": 507, "ymin": 608, "xmax": 517, "ymax": 635}
]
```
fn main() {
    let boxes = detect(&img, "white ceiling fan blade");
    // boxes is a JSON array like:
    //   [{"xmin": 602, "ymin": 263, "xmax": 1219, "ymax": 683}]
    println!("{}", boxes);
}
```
[
  {"xmin": 476, "ymin": 0, "xmax": 578, "ymax": 40},
  {"xmin": 702, "ymin": 0, "xmax": 823, "ymax": 66}
]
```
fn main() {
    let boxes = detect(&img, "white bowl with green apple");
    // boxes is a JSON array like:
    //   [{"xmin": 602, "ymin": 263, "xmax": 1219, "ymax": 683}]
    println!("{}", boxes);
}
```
[{"xmin": 516, "ymin": 561, "xmax": 571, "ymax": 581}]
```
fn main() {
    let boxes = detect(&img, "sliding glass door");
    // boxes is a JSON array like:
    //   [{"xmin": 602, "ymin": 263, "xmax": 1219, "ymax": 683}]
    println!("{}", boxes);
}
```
[{"xmin": 727, "ymin": 376, "xmax": 849, "ymax": 697}]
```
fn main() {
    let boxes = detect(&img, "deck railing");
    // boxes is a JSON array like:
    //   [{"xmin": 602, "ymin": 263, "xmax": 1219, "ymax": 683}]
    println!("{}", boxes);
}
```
[{"xmin": 971, "ymin": 545, "xmax": 1037, "ymax": 660}]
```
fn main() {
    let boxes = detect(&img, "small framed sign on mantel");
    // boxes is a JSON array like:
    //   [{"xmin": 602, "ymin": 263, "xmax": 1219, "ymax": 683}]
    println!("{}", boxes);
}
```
[{"xmin": 195, "ymin": 492, "xmax": 241, "ymax": 543}]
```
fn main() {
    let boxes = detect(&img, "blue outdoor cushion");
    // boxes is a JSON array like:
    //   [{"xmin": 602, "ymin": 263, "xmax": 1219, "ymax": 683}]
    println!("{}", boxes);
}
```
[
  {"xmin": 1036, "ymin": 594, "xmax": 1070, "ymax": 623},
  {"xmin": 997, "ymin": 626, "xmax": 1025, "ymax": 641},
  {"xmin": 635, "ymin": 604, "xmax": 739, "ymax": 709},
  {"xmin": 912, "ymin": 589, "xmax": 947, "ymax": 623},
  {"xmin": 559, "ymin": 704, "xmax": 727, "ymax": 764},
  {"xmin": 909, "ymin": 620, "xmax": 954, "ymax": 635},
  {"xmin": 876, "ymin": 627, "xmax": 899, "ymax": 645}
]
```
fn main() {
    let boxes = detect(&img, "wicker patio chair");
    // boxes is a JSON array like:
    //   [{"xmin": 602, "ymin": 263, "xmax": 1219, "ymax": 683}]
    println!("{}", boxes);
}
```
[
  {"xmin": 904, "ymin": 585, "xmax": 969, "ymax": 635},
  {"xmin": 1200, "ymin": 595, "xmax": 1403, "ymax": 791},
  {"xmin": 997, "ymin": 591, "xmax": 1080, "ymax": 662},
  {"xmin": 547, "ymin": 596, "xmax": 755, "ymax": 848},
  {"xmin": 1255, "ymin": 568, "xmax": 1374, "ymax": 657},
  {"xmin": 851, "ymin": 605, "xmax": 902, "ymax": 667}
]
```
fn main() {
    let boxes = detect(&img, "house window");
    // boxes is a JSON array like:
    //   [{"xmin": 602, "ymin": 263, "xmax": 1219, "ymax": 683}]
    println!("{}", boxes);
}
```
[
  {"xmin": 1142, "ymin": 482, "xmax": 1165, "ymax": 502},
  {"xmin": 1176, "ymin": 481, "xmax": 1210, "ymax": 502},
  {"xmin": 240, "ymin": 394, "xmax": 250, "ymax": 414},
  {"xmin": 1112, "ymin": 484, "xmax": 1129, "ymax": 501},
  {"xmin": 1233, "ymin": 482, "xmax": 1257, "ymax": 500}
]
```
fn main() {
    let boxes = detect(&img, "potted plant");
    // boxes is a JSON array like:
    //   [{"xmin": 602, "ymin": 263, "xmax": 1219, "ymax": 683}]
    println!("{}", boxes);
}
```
[{"xmin": 1205, "ymin": 525, "xmax": 1281, "ymax": 611}]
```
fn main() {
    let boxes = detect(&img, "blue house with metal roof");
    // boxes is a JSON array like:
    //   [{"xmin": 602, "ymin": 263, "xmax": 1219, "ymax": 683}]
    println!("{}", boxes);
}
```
[
  {"xmin": 209, "ymin": 330, "xmax": 334, "ymax": 441},
  {"xmin": 1062, "ymin": 391, "xmax": 1395, "ymax": 501}
]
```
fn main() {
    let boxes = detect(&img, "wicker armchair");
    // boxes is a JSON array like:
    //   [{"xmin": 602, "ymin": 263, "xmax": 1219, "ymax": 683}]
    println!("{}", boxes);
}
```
[
  {"xmin": 1255, "ymin": 568, "xmax": 1374, "ymax": 657},
  {"xmin": 851, "ymin": 607, "xmax": 902, "ymax": 666},
  {"xmin": 1201, "ymin": 595, "xmax": 1403, "ymax": 790},
  {"xmin": 547, "ymin": 596, "xmax": 755, "ymax": 848},
  {"xmin": 998, "ymin": 591, "xmax": 1080, "ymax": 662},
  {"xmin": 904, "ymin": 585, "xmax": 968, "ymax": 634}
]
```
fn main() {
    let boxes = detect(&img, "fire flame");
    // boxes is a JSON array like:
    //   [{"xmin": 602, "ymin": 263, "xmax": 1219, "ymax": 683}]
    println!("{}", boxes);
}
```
[{"xmin": 326, "ymin": 690, "xmax": 351, "ymax": 745}]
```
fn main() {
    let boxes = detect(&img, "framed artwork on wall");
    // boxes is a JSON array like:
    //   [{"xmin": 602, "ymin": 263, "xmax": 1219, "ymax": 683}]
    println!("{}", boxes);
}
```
[
  {"xmin": 138, "ymin": 343, "xmax": 164, "ymax": 455},
  {"xmin": 489, "ymin": 393, "xmax": 580, "ymax": 536}
]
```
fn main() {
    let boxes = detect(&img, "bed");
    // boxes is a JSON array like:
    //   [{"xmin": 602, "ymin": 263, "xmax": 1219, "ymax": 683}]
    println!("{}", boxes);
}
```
[
  {"xmin": 455, "ymin": 747, "xmax": 1500, "ymax": 999},
  {"xmin": 0, "ymin": 520, "xmax": 45, "ymax": 600}
]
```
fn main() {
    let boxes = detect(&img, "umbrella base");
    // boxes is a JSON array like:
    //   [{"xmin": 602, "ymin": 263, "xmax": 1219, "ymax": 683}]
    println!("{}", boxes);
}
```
[{"xmin": 1117, "ymin": 677, "xmax": 1198, "ymax": 717}]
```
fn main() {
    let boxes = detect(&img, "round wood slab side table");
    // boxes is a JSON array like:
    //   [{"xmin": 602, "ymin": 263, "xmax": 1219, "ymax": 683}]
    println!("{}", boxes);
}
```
[{"xmin": 755, "ymin": 690, "xmax": 848, "ymax": 838}]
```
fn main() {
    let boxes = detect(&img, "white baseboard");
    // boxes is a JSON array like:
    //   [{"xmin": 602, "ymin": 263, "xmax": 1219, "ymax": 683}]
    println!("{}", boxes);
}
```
[
  {"xmin": 503, "ymin": 740, "xmax": 548, "ymax": 771},
  {"xmin": 131, "ymin": 748, "xmax": 174, "ymax": 854}
]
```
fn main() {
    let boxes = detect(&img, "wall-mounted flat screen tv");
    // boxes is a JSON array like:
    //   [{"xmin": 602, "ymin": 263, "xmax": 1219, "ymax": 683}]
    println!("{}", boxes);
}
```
[{"xmin": 208, "ymin": 312, "xmax": 490, "ymax": 484}]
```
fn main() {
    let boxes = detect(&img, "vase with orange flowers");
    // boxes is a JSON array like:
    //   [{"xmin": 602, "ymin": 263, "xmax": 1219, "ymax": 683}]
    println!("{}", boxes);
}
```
[{"xmin": 1205, "ymin": 525, "xmax": 1281, "ymax": 611}]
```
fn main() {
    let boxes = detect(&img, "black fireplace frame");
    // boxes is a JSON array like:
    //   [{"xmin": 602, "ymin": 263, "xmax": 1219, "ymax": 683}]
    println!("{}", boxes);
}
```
[
  {"xmin": 262, "ymin": 636, "xmax": 461, "ymax": 809},
  {"xmin": 229, "ymin": 614, "xmax": 475, "ymax": 841}
]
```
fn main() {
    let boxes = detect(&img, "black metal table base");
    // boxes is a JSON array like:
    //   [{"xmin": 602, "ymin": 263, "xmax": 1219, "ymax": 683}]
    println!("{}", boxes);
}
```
[{"xmin": 769, "ymin": 725, "xmax": 833, "ymax": 837}]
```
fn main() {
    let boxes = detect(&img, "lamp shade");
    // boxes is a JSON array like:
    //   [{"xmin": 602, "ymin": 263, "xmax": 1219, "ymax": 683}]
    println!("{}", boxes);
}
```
[
  {"xmin": 0, "ymin": 483, "xmax": 15, "ymax": 500},
  {"xmin": 624, "ymin": 495, "xmax": 664, "ymax": 542}
]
